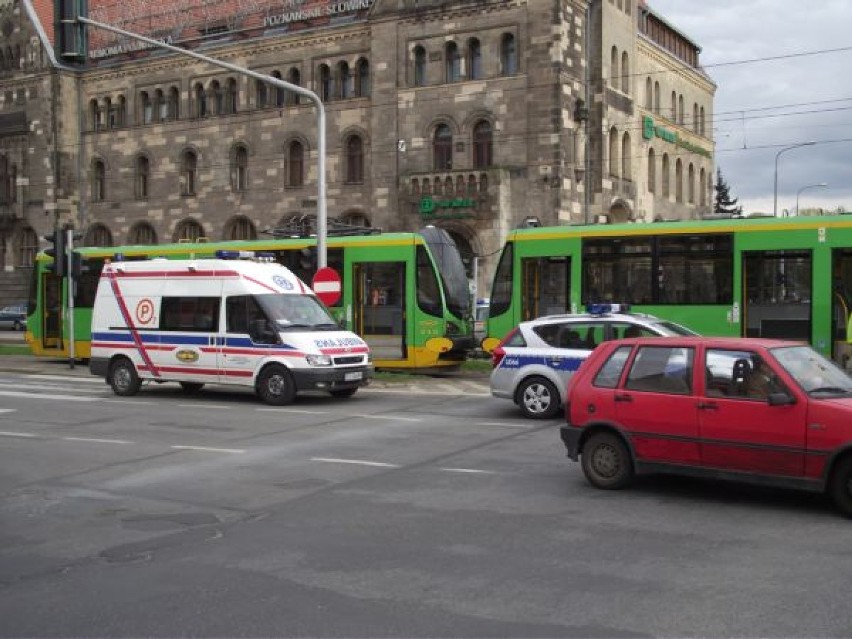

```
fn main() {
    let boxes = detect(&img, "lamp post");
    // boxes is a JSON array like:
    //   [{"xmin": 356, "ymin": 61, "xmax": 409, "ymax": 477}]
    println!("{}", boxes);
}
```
[
  {"xmin": 795, "ymin": 182, "xmax": 828, "ymax": 217},
  {"xmin": 774, "ymin": 141, "xmax": 816, "ymax": 217}
]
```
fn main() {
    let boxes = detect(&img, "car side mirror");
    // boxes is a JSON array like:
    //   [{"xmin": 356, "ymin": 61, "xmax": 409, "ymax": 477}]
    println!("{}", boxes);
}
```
[{"xmin": 767, "ymin": 392, "xmax": 796, "ymax": 406}]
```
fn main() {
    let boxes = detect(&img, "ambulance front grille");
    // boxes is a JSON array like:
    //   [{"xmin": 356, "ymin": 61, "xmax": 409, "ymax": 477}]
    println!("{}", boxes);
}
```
[{"xmin": 334, "ymin": 355, "xmax": 364, "ymax": 365}]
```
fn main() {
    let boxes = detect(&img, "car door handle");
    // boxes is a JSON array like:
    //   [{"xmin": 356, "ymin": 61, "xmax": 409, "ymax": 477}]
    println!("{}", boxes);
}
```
[
  {"xmin": 614, "ymin": 393, "xmax": 632, "ymax": 403},
  {"xmin": 697, "ymin": 401, "xmax": 718, "ymax": 410}
]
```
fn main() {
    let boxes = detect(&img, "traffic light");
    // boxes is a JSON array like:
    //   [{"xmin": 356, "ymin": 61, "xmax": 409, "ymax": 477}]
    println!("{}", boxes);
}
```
[
  {"xmin": 71, "ymin": 251, "xmax": 88, "ymax": 278},
  {"xmin": 55, "ymin": 0, "xmax": 88, "ymax": 63},
  {"xmin": 43, "ymin": 228, "xmax": 67, "ymax": 277}
]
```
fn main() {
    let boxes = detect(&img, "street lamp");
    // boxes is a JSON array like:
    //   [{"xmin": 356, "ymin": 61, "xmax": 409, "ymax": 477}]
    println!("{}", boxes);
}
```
[
  {"xmin": 795, "ymin": 182, "xmax": 828, "ymax": 217},
  {"xmin": 774, "ymin": 141, "xmax": 816, "ymax": 217}
]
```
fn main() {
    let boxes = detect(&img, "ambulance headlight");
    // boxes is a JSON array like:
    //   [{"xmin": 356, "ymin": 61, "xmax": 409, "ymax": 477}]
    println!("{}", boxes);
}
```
[{"xmin": 306, "ymin": 354, "xmax": 333, "ymax": 367}]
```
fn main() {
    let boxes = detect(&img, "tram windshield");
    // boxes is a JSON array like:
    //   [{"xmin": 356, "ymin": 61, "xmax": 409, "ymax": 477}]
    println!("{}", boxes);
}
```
[{"xmin": 420, "ymin": 226, "xmax": 471, "ymax": 319}]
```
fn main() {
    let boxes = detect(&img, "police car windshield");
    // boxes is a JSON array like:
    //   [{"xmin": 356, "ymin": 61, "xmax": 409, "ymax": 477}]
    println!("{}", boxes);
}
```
[{"xmin": 256, "ymin": 294, "xmax": 337, "ymax": 331}]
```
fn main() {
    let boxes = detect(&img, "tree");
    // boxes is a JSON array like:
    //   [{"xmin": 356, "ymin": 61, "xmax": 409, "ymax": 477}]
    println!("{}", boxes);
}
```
[{"xmin": 713, "ymin": 169, "xmax": 743, "ymax": 216}]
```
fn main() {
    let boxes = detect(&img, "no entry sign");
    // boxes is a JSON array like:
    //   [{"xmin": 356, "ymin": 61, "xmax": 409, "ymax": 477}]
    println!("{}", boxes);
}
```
[{"xmin": 312, "ymin": 267, "xmax": 342, "ymax": 305}]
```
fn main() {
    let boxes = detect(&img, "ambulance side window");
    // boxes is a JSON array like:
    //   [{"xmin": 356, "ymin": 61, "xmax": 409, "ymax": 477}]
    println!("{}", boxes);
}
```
[
  {"xmin": 227, "ymin": 295, "xmax": 278, "ymax": 344},
  {"xmin": 160, "ymin": 297, "xmax": 220, "ymax": 332}
]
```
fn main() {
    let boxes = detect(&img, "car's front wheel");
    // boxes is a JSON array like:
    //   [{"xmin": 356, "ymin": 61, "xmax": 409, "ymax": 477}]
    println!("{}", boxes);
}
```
[
  {"xmin": 256, "ymin": 364, "xmax": 296, "ymax": 406},
  {"xmin": 581, "ymin": 431, "xmax": 634, "ymax": 489},
  {"xmin": 829, "ymin": 456, "xmax": 852, "ymax": 518},
  {"xmin": 517, "ymin": 376, "xmax": 561, "ymax": 419}
]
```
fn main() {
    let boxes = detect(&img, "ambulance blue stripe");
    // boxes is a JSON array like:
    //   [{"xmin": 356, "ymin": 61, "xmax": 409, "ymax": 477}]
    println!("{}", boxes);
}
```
[
  {"xmin": 93, "ymin": 331, "xmax": 299, "ymax": 351},
  {"xmin": 498, "ymin": 355, "xmax": 585, "ymax": 372}
]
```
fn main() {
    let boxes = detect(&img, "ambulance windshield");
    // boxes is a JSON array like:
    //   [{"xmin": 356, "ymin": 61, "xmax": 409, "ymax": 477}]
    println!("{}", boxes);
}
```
[{"xmin": 256, "ymin": 294, "xmax": 339, "ymax": 331}]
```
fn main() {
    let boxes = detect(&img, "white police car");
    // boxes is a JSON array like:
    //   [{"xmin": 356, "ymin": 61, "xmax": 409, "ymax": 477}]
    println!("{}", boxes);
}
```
[{"xmin": 489, "ymin": 304, "xmax": 698, "ymax": 419}]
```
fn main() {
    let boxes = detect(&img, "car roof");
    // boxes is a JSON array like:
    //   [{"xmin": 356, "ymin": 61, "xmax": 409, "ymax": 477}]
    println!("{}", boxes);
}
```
[
  {"xmin": 524, "ymin": 312, "xmax": 660, "ymax": 324},
  {"xmin": 610, "ymin": 336, "xmax": 804, "ymax": 349}
]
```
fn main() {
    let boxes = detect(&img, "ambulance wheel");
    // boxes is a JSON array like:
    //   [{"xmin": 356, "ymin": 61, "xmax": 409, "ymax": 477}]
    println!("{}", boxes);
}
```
[
  {"xmin": 109, "ymin": 357, "xmax": 142, "ymax": 397},
  {"xmin": 179, "ymin": 382, "xmax": 205, "ymax": 393},
  {"xmin": 257, "ymin": 364, "xmax": 296, "ymax": 405},
  {"xmin": 329, "ymin": 388, "xmax": 357, "ymax": 398}
]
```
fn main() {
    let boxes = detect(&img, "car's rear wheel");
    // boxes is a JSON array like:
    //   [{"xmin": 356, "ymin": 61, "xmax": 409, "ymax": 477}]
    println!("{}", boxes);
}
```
[
  {"xmin": 179, "ymin": 382, "xmax": 205, "ymax": 393},
  {"xmin": 517, "ymin": 377, "xmax": 561, "ymax": 419},
  {"xmin": 256, "ymin": 364, "xmax": 296, "ymax": 406},
  {"xmin": 581, "ymin": 431, "xmax": 634, "ymax": 489},
  {"xmin": 108, "ymin": 357, "xmax": 142, "ymax": 397},
  {"xmin": 829, "ymin": 456, "xmax": 852, "ymax": 518}
]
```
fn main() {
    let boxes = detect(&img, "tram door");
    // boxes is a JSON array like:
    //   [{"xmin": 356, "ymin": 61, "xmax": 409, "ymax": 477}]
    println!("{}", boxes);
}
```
[
  {"xmin": 832, "ymin": 249, "xmax": 852, "ymax": 368},
  {"xmin": 742, "ymin": 250, "xmax": 812, "ymax": 340},
  {"xmin": 353, "ymin": 261, "xmax": 406, "ymax": 360},
  {"xmin": 520, "ymin": 256, "xmax": 571, "ymax": 321},
  {"xmin": 41, "ymin": 273, "xmax": 63, "ymax": 350}
]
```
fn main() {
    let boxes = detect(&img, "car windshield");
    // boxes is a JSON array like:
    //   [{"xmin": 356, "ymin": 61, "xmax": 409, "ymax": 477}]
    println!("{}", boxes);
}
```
[
  {"xmin": 649, "ymin": 320, "xmax": 699, "ymax": 336},
  {"xmin": 771, "ymin": 345, "xmax": 852, "ymax": 395},
  {"xmin": 256, "ymin": 294, "xmax": 339, "ymax": 331}
]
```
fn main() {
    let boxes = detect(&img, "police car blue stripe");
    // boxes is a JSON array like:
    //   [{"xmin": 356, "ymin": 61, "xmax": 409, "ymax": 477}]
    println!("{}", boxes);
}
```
[{"xmin": 498, "ymin": 354, "xmax": 585, "ymax": 372}]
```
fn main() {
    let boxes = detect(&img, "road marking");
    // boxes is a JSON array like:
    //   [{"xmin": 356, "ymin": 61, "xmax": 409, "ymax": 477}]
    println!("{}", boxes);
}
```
[
  {"xmin": 440, "ymin": 467, "xmax": 498, "ymax": 475},
  {"xmin": 256, "ymin": 408, "xmax": 329, "ymax": 414},
  {"xmin": 171, "ymin": 445, "xmax": 245, "ymax": 454},
  {"xmin": 476, "ymin": 421, "xmax": 535, "ymax": 428},
  {"xmin": 0, "ymin": 390, "xmax": 97, "ymax": 402},
  {"xmin": 177, "ymin": 404, "xmax": 233, "ymax": 410},
  {"xmin": 0, "ymin": 408, "xmax": 17, "ymax": 414},
  {"xmin": 0, "ymin": 430, "xmax": 36, "ymax": 438},
  {"xmin": 24, "ymin": 374, "xmax": 104, "ymax": 384},
  {"xmin": 102, "ymin": 399, "xmax": 156, "ymax": 406},
  {"xmin": 311, "ymin": 457, "xmax": 400, "ymax": 468},
  {"xmin": 351, "ymin": 414, "xmax": 421, "ymax": 422},
  {"xmin": 363, "ymin": 387, "xmax": 490, "ymax": 396},
  {"xmin": 63, "ymin": 436, "xmax": 133, "ymax": 445}
]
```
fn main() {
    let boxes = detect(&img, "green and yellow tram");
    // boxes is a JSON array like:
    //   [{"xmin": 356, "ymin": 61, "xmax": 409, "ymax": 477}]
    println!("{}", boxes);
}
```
[
  {"xmin": 27, "ymin": 229, "xmax": 475, "ymax": 371},
  {"xmin": 485, "ymin": 215, "xmax": 852, "ymax": 368}
]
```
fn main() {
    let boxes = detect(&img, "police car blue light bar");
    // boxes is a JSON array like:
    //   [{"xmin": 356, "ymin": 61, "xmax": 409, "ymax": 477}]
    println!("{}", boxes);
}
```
[
  {"xmin": 215, "ymin": 250, "xmax": 256, "ymax": 259},
  {"xmin": 586, "ymin": 303, "xmax": 631, "ymax": 315}
]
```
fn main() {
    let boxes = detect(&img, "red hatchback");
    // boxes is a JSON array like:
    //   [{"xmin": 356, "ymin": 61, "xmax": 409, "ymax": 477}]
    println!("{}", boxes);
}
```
[{"xmin": 560, "ymin": 336, "xmax": 852, "ymax": 516}]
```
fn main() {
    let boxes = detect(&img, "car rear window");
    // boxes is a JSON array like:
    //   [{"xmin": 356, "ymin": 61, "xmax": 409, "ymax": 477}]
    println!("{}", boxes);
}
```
[{"xmin": 594, "ymin": 345, "xmax": 632, "ymax": 388}]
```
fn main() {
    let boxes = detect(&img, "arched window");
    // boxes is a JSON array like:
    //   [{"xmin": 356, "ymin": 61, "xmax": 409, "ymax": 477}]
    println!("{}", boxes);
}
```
[
  {"xmin": 194, "ymin": 83, "xmax": 207, "ymax": 118},
  {"xmin": 356, "ymin": 58, "xmax": 370, "ymax": 97},
  {"xmin": 140, "ymin": 91, "xmax": 152, "ymax": 124},
  {"xmin": 678, "ymin": 95, "xmax": 684, "ymax": 125},
  {"xmin": 610, "ymin": 46, "xmax": 619, "ymax": 89},
  {"xmin": 255, "ymin": 78, "xmax": 268, "ymax": 108},
  {"xmin": 91, "ymin": 160, "xmax": 105, "ymax": 202},
  {"xmin": 468, "ymin": 38, "xmax": 482, "ymax": 80},
  {"xmin": 693, "ymin": 103, "xmax": 699, "ymax": 133},
  {"xmin": 0, "ymin": 155, "xmax": 8, "ymax": 203},
  {"xmin": 413, "ymin": 46, "xmax": 426, "ymax": 87},
  {"xmin": 700, "ymin": 106, "xmax": 706, "ymax": 136},
  {"xmin": 117, "ymin": 95, "xmax": 127, "ymax": 126},
  {"xmin": 224, "ymin": 216, "xmax": 257, "ymax": 240},
  {"xmin": 675, "ymin": 158, "xmax": 683, "ymax": 202},
  {"xmin": 103, "ymin": 97, "xmax": 114, "ymax": 128},
  {"xmin": 16, "ymin": 227, "xmax": 38, "ymax": 267},
  {"xmin": 654, "ymin": 81, "xmax": 660, "ymax": 114},
  {"xmin": 286, "ymin": 140, "xmax": 304, "ymax": 187},
  {"xmin": 319, "ymin": 64, "xmax": 332, "ymax": 101},
  {"xmin": 85, "ymin": 223, "xmax": 113, "ymax": 247},
  {"xmin": 621, "ymin": 51, "xmax": 629, "ymax": 94},
  {"xmin": 662, "ymin": 153, "xmax": 670, "ymax": 198},
  {"xmin": 688, "ymin": 163, "xmax": 695, "ymax": 204},
  {"xmin": 473, "ymin": 120, "xmax": 492, "ymax": 168},
  {"xmin": 341, "ymin": 211, "xmax": 371, "ymax": 228},
  {"xmin": 151, "ymin": 89, "xmax": 163, "ymax": 122},
  {"xmin": 621, "ymin": 132, "xmax": 631, "ymax": 181},
  {"xmin": 225, "ymin": 78, "xmax": 238, "ymax": 114},
  {"xmin": 232, "ymin": 145, "xmax": 248, "ymax": 192},
  {"xmin": 210, "ymin": 80, "xmax": 223, "ymax": 115},
  {"xmin": 699, "ymin": 167, "xmax": 706, "ymax": 206},
  {"xmin": 647, "ymin": 148, "xmax": 656, "ymax": 193},
  {"xmin": 287, "ymin": 67, "xmax": 301, "ymax": 105},
  {"xmin": 345, "ymin": 135, "xmax": 364, "ymax": 184},
  {"xmin": 128, "ymin": 221, "xmax": 157, "ymax": 245},
  {"xmin": 167, "ymin": 87, "xmax": 179, "ymax": 120},
  {"xmin": 135, "ymin": 155, "xmax": 149, "ymax": 200},
  {"xmin": 89, "ymin": 98, "xmax": 100, "ymax": 131},
  {"xmin": 445, "ymin": 42, "xmax": 460, "ymax": 83},
  {"xmin": 271, "ymin": 71, "xmax": 285, "ymax": 107},
  {"xmin": 500, "ymin": 33, "xmax": 517, "ymax": 76},
  {"xmin": 173, "ymin": 218, "xmax": 205, "ymax": 243},
  {"xmin": 645, "ymin": 77, "xmax": 652, "ymax": 110},
  {"xmin": 670, "ymin": 91, "xmax": 677, "ymax": 121},
  {"xmin": 433, "ymin": 124, "xmax": 453, "ymax": 170},
  {"xmin": 181, "ymin": 150, "xmax": 197, "ymax": 196},
  {"xmin": 338, "ymin": 61, "xmax": 352, "ymax": 99},
  {"xmin": 608, "ymin": 127, "xmax": 618, "ymax": 177}
]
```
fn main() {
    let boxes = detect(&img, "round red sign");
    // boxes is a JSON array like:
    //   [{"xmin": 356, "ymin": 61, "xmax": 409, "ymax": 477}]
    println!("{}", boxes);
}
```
[{"xmin": 312, "ymin": 267, "xmax": 342, "ymax": 306}]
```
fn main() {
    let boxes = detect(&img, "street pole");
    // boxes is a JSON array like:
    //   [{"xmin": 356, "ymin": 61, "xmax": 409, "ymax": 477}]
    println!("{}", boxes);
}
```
[
  {"xmin": 773, "ymin": 141, "xmax": 815, "ymax": 217},
  {"xmin": 795, "ymin": 182, "xmax": 828, "ymax": 217},
  {"xmin": 75, "ymin": 15, "xmax": 329, "ymax": 268}
]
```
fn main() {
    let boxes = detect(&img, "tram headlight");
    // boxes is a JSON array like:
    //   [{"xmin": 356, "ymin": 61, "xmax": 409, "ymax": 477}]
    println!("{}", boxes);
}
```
[{"xmin": 306, "ymin": 354, "xmax": 333, "ymax": 367}]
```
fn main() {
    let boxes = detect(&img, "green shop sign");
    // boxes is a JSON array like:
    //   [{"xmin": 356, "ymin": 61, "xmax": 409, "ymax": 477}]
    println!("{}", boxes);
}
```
[
  {"xmin": 419, "ymin": 196, "xmax": 475, "ymax": 219},
  {"xmin": 642, "ymin": 116, "xmax": 712, "ymax": 159}
]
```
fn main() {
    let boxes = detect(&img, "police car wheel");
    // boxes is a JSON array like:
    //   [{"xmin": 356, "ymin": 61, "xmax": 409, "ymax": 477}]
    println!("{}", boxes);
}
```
[
  {"xmin": 329, "ymin": 388, "xmax": 357, "ymax": 398},
  {"xmin": 517, "ymin": 377, "xmax": 561, "ymax": 419},
  {"xmin": 179, "ymin": 382, "xmax": 205, "ymax": 393},
  {"xmin": 257, "ymin": 364, "xmax": 296, "ymax": 405},
  {"xmin": 109, "ymin": 357, "xmax": 142, "ymax": 397}
]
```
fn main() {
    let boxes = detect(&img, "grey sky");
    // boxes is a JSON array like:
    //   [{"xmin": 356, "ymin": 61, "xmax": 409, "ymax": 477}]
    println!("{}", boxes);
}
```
[{"xmin": 647, "ymin": 0, "xmax": 852, "ymax": 214}]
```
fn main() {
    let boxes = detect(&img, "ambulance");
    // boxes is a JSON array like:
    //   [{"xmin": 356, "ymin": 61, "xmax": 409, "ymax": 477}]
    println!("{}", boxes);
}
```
[{"xmin": 89, "ymin": 252, "xmax": 373, "ymax": 404}]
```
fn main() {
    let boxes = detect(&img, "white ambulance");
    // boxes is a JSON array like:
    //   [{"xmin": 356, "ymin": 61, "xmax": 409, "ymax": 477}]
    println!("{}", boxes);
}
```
[{"xmin": 89, "ymin": 252, "xmax": 373, "ymax": 405}]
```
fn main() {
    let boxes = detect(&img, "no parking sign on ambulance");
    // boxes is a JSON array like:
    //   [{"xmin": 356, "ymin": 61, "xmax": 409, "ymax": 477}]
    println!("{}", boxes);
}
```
[{"xmin": 312, "ymin": 267, "xmax": 341, "ymax": 306}]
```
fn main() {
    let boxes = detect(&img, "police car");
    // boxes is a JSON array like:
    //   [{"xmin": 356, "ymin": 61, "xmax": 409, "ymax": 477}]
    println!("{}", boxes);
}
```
[{"xmin": 489, "ymin": 304, "xmax": 698, "ymax": 419}]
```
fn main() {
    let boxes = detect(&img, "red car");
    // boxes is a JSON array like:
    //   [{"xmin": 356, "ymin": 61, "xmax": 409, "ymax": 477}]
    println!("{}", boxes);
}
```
[{"xmin": 560, "ymin": 336, "xmax": 852, "ymax": 516}]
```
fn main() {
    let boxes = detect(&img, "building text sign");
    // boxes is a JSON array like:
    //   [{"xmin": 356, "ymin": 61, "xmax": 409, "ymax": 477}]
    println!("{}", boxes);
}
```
[{"xmin": 642, "ymin": 116, "xmax": 712, "ymax": 159}]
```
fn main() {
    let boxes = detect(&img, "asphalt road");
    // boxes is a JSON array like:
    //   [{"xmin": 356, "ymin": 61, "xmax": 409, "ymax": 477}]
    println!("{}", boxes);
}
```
[{"xmin": 0, "ymin": 370, "xmax": 851, "ymax": 637}]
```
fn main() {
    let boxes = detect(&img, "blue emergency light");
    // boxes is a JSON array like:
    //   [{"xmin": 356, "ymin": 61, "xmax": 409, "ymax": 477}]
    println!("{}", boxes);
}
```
[
  {"xmin": 215, "ymin": 250, "xmax": 256, "ymax": 260},
  {"xmin": 586, "ymin": 303, "xmax": 631, "ymax": 315}
]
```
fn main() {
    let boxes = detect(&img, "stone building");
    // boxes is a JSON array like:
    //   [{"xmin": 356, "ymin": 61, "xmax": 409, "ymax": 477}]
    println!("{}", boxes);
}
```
[{"xmin": 3, "ymin": 0, "xmax": 714, "ymax": 304}]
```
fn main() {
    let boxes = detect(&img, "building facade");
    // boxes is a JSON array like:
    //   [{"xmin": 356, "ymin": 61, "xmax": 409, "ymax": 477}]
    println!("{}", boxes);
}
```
[{"xmin": 2, "ymin": 0, "xmax": 714, "ymax": 304}]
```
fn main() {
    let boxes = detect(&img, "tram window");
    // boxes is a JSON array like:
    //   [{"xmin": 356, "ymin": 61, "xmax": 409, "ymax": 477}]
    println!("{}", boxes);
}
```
[
  {"xmin": 583, "ymin": 239, "xmax": 652, "ymax": 305},
  {"xmin": 490, "ymin": 242, "xmax": 513, "ymax": 317},
  {"xmin": 73, "ymin": 259, "xmax": 105, "ymax": 309},
  {"xmin": 521, "ymin": 256, "xmax": 570, "ymax": 319},
  {"xmin": 658, "ymin": 235, "xmax": 732, "ymax": 304},
  {"xmin": 416, "ymin": 245, "xmax": 442, "ymax": 317}
]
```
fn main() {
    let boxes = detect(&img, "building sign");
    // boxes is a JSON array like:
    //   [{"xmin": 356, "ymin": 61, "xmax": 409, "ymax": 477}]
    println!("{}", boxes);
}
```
[
  {"xmin": 642, "ymin": 116, "xmax": 712, "ymax": 159},
  {"xmin": 419, "ymin": 196, "xmax": 475, "ymax": 219},
  {"xmin": 91, "ymin": 36, "xmax": 175, "ymax": 60},
  {"xmin": 264, "ymin": 0, "xmax": 374, "ymax": 27}
]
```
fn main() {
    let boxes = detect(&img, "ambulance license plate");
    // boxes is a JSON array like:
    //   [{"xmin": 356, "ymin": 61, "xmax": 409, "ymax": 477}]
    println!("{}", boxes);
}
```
[{"xmin": 344, "ymin": 372, "xmax": 363, "ymax": 381}]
